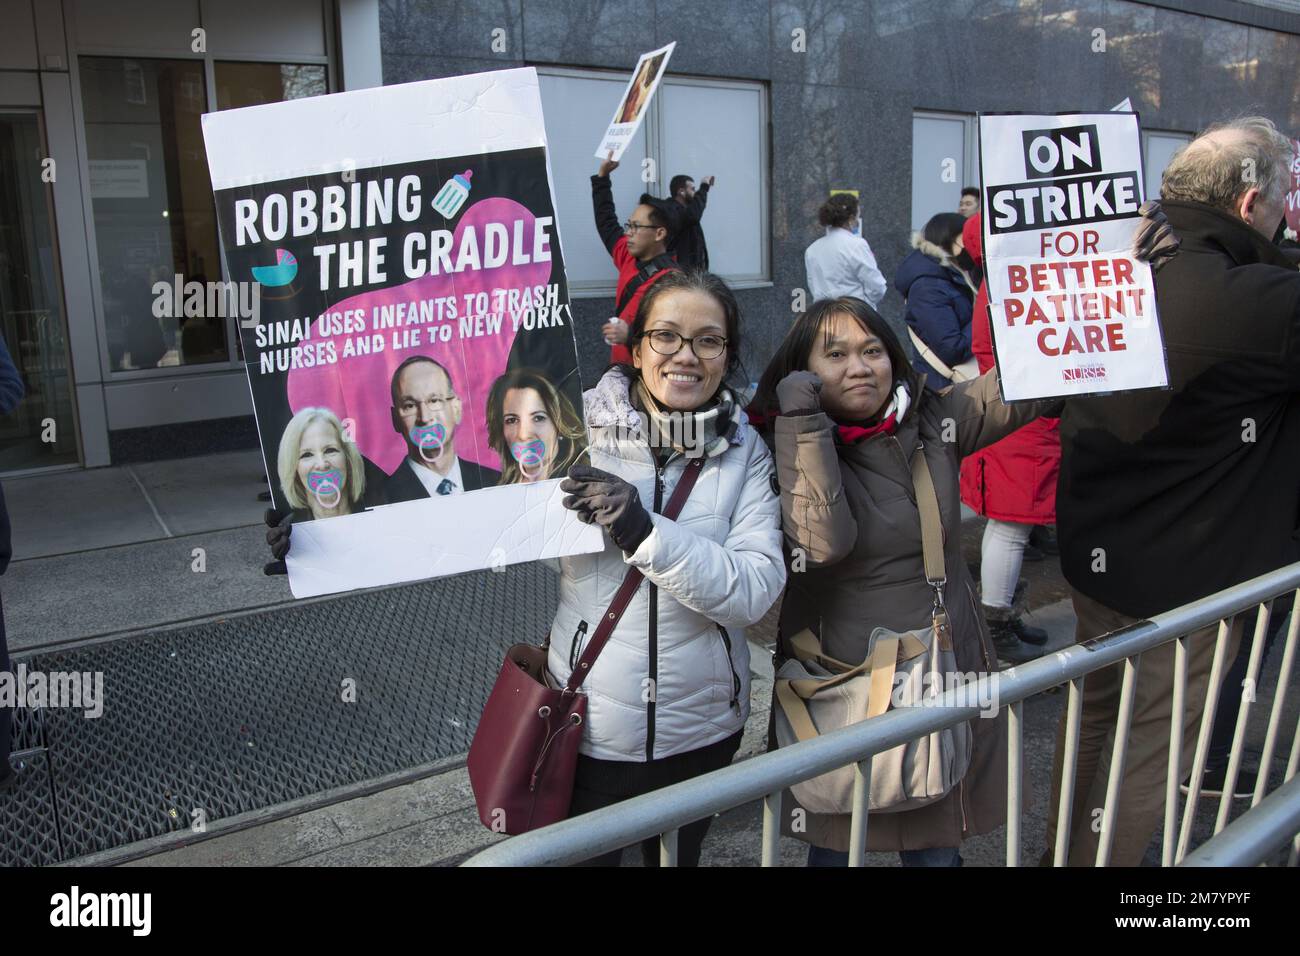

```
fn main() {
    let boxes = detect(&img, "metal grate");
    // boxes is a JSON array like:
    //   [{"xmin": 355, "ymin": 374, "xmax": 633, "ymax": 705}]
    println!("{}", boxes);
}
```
[{"xmin": 0, "ymin": 564, "xmax": 557, "ymax": 865}]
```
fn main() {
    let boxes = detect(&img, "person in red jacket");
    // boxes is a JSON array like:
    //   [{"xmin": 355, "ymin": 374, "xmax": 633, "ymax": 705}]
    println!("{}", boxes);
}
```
[
  {"xmin": 957, "ymin": 212, "xmax": 1056, "ymax": 665},
  {"xmin": 591, "ymin": 153, "xmax": 681, "ymax": 364}
]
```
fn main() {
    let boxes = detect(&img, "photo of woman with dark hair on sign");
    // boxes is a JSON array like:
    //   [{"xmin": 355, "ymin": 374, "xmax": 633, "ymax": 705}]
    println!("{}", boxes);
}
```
[
  {"xmin": 277, "ymin": 407, "xmax": 377, "ymax": 521},
  {"xmin": 485, "ymin": 368, "xmax": 585, "ymax": 484},
  {"xmin": 617, "ymin": 52, "xmax": 664, "ymax": 125}
]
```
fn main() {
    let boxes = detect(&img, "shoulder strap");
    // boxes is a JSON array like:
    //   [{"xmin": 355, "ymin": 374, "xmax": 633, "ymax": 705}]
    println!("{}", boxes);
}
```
[
  {"xmin": 911, "ymin": 444, "xmax": 953, "ymax": 648},
  {"xmin": 910, "ymin": 444, "xmax": 945, "ymax": 590},
  {"xmin": 565, "ymin": 457, "xmax": 705, "ymax": 694},
  {"xmin": 614, "ymin": 255, "xmax": 680, "ymax": 317},
  {"xmin": 907, "ymin": 326, "xmax": 957, "ymax": 382}
]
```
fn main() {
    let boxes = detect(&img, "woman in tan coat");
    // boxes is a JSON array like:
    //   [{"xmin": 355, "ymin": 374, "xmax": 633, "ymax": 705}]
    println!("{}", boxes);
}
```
[{"xmin": 750, "ymin": 296, "xmax": 1058, "ymax": 866}]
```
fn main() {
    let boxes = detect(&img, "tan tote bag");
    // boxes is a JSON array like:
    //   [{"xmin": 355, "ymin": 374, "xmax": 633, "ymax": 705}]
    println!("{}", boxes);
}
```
[{"xmin": 773, "ymin": 445, "xmax": 973, "ymax": 814}]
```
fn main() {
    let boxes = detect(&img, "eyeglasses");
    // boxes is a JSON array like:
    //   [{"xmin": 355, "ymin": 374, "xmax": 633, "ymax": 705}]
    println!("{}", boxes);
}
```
[
  {"xmin": 623, "ymin": 220, "xmax": 658, "ymax": 234},
  {"xmin": 401, "ymin": 395, "xmax": 458, "ymax": 411},
  {"xmin": 641, "ymin": 329, "xmax": 728, "ymax": 360}
]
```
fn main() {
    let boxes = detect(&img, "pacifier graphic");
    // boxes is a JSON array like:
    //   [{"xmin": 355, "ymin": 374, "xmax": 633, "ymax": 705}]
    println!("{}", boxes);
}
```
[
  {"xmin": 306, "ymin": 468, "xmax": 344, "ymax": 509},
  {"xmin": 410, "ymin": 423, "xmax": 447, "ymax": 462},
  {"xmin": 510, "ymin": 438, "xmax": 548, "ymax": 481}
]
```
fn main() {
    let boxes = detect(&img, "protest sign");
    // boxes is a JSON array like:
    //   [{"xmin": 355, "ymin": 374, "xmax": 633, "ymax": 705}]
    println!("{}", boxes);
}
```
[
  {"xmin": 202, "ymin": 68, "xmax": 602, "ymax": 598},
  {"xmin": 980, "ymin": 111, "xmax": 1169, "ymax": 401},
  {"xmin": 595, "ymin": 42, "xmax": 675, "ymax": 161},
  {"xmin": 1286, "ymin": 136, "xmax": 1300, "ymax": 236}
]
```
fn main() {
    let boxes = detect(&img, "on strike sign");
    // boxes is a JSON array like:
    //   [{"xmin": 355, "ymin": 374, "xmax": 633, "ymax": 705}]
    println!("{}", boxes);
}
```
[{"xmin": 980, "ymin": 112, "xmax": 1169, "ymax": 401}]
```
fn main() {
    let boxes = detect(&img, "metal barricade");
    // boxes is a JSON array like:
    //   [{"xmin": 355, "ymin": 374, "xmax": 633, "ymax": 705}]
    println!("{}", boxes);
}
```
[{"xmin": 463, "ymin": 564, "xmax": 1300, "ymax": 867}]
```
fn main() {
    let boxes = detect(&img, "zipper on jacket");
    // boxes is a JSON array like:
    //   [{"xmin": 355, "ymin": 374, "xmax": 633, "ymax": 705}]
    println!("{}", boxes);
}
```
[
  {"xmin": 645, "ymin": 450, "xmax": 682, "ymax": 761},
  {"xmin": 568, "ymin": 620, "xmax": 588, "ymax": 670},
  {"xmin": 716, "ymin": 625, "xmax": 742, "ymax": 713}
]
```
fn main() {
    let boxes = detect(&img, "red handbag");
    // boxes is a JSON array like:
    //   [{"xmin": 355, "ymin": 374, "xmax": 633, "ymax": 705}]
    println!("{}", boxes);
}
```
[{"xmin": 467, "ymin": 458, "xmax": 705, "ymax": 835}]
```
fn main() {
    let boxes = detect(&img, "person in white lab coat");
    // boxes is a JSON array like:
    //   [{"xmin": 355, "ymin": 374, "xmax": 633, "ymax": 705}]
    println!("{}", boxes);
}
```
[{"xmin": 803, "ymin": 193, "xmax": 887, "ymax": 309}]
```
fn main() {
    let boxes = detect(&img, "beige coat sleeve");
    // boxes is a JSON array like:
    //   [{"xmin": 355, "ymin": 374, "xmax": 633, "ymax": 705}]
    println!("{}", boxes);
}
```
[
  {"xmin": 773, "ymin": 412, "xmax": 857, "ymax": 567},
  {"xmin": 939, "ymin": 369, "xmax": 1066, "ymax": 459}
]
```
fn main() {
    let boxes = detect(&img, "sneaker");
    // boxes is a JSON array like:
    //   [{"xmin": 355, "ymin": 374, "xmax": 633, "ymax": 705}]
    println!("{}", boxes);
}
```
[
  {"xmin": 1029, "ymin": 525, "xmax": 1059, "ymax": 556},
  {"xmin": 1181, "ymin": 764, "xmax": 1257, "ymax": 800}
]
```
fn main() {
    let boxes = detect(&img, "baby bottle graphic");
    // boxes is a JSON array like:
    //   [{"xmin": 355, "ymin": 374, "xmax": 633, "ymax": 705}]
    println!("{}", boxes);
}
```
[{"xmin": 433, "ymin": 170, "xmax": 473, "ymax": 218}]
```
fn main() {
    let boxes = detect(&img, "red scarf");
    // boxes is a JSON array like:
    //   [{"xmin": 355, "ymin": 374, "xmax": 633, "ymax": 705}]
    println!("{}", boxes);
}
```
[
  {"xmin": 836, "ymin": 410, "xmax": 899, "ymax": 444},
  {"xmin": 745, "ymin": 407, "xmax": 900, "ymax": 443}
]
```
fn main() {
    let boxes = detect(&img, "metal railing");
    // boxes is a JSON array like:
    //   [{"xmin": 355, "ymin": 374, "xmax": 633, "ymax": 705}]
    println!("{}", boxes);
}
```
[{"xmin": 463, "ymin": 563, "xmax": 1300, "ymax": 867}]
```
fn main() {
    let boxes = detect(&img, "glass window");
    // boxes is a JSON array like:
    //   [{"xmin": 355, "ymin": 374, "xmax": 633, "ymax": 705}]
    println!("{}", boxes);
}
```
[
  {"xmin": 0, "ymin": 113, "xmax": 80, "ymax": 469},
  {"xmin": 80, "ymin": 56, "xmax": 226, "ymax": 371},
  {"xmin": 215, "ymin": 61, "xmax": 327, "ymax": 111},
  {"xmin": 537, "ymin": 68, "xmax": 770, "ymax": 292},
  {"xmin": 912, "ymin": 112, "xmax": 978, "ymax": 231},
  {"xmin": 1143, "ymin": 131, "xmax": 1193, "ymax": 203}
]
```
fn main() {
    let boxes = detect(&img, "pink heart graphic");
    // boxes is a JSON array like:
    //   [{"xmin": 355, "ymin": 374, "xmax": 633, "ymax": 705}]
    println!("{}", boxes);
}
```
[{"xmin": 285, "ymin": 197, "xmax": 553, "ymax": 477}]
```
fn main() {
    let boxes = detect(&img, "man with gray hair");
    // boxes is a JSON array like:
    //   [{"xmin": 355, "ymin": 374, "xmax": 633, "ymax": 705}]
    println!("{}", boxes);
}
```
[{"xmin": 1046, "ymin": 117, "xmax": 1300, "ymax": 865}]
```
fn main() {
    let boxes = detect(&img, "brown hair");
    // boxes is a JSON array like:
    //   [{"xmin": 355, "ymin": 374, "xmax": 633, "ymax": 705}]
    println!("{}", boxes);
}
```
[
  {"xmin": 817, "ymin": 193, "xmax": 859, "ymax": 229},
  {"xmin": 485, "ymin": 369, "xmax": 585, "ymax": 484}
]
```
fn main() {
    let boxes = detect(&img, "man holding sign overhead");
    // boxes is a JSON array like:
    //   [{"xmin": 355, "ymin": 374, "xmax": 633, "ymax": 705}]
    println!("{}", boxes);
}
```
[{"xmin": 1039, "ymin": 117, "xmax": 1300, "ymax": 866}]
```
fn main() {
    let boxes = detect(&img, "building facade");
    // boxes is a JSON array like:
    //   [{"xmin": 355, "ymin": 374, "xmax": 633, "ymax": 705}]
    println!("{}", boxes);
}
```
[{"xmin": 2, "ymin": 0, "xmax": 1297, "ymax": 476}]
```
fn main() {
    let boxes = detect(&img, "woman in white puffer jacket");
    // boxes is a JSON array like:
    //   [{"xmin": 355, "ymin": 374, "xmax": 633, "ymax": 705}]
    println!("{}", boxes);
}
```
[{"xmin": 554, "ymin": 269, "xmax": 785, "ymax": 866}]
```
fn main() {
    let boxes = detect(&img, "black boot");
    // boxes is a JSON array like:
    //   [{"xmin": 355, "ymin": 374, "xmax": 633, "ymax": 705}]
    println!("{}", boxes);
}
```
[
  {"xmin": 1029, "ymin": 524, "xmax": 1059, "ymax": 556},
  {"xmin": 982, "ymin": 577, "xmax": 1048, "ymax": 665},
  {"xmin": 983, "ymin": 607, "xmax": 1044, "ymax": 666}
]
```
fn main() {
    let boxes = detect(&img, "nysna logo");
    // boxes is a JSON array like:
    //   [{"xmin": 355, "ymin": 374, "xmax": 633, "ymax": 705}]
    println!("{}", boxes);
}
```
[
  {"xmin": 251, "ymin": 248, "xmax": 298, "ymax": 286},
  {"xmin": 50, "ymin": 886, "xmax": 151, "ymax": 936},
  {"xmin": 1062, "ymin": 365, "xmax": 1107, "ymax": 382}
]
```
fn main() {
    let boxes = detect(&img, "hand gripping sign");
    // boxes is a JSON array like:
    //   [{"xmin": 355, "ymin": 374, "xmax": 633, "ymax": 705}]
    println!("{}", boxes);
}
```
[{"xmin": 979, "ymin": 112, "xmax": 1169, "ymax": 401}]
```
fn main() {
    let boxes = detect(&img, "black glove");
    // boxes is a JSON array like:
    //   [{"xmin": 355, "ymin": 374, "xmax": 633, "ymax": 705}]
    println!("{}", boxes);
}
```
[
  {"xmin": 1132, "ymin": 200, "xmax": 1180, "ymax": 272},
  {"xmin": 560, "ymin": 464, "xmax": 653, "ymax": 554},
  {"xmin": 263, "ymin": 508, "xmax": 292, "ymax": 575},
  {"xmin": 776, "ymin": 370, "xmax": 823, "ymax": 415}
]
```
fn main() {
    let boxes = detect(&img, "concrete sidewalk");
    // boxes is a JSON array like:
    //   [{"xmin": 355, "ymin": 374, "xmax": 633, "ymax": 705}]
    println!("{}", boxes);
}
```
[{"xmin": 6, "ymin": 450, "xmax": 293, "ymax": 650}]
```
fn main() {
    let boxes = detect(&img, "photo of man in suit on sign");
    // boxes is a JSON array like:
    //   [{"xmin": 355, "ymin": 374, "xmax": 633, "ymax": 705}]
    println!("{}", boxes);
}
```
[{"xmin": 384, "ymin": 355, "xmax": 500, "ymax": 502}]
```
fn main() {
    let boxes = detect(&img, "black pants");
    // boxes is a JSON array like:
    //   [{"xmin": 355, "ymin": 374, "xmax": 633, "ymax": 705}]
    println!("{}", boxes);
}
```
[
  {"xmin": 1207, "ymin": 597, "xmax": 1291, "ymax": 769},
  {"xmin": 569, "ymin": 730, "xmax": 744, "ymax": 867}
]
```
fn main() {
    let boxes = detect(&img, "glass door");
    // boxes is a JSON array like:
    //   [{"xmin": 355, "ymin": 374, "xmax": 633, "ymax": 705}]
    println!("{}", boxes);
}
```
[{"xmin": 0, "ymin": 111, "xmax": 79, "ymax": 470}]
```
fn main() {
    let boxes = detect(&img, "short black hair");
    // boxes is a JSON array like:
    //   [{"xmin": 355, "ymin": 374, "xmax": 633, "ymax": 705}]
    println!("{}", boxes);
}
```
[
  {"xmin": 960, "ymin": 186, "xmax": 980, "ymax": 200},
  {"xmin": 390, "ymin": 355, "xmax": 452, "ymax": 406},
  {"xmin": 669, "ymin": 175, "xmax": 693, "ymax": 196},
  {"xmin": 638, "ymin": 193, "xmax": 672, "ymax": 232},
  {"xmin": 924, "ymin": 212, "xmax": 968, "ymax": 252}
]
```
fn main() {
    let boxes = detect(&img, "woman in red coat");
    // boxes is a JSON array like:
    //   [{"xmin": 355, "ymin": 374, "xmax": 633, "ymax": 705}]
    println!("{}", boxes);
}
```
[{"xmin": 957, "ymin": 213, "xmax": 1056, "ymax": 664}]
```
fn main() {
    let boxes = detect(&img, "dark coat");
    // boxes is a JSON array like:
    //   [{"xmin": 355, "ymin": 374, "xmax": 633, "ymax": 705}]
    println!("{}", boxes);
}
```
[
  {"xmin": 767, "ymin": 369, "xmax": 1056, "ymax": 851},
  {"xmin": 1058, "ymin": 200, "xmax": 1300, "ymax": 619},
  {"xmin": 894, "ymin": 239, "xmax": 974, "ymax": 390},
  {"xmin": 383, "ymin": 455, "xmax": 500, "ymax": 503},
  {"xmin": 666, "ymin": 182, "xmax": 711, "ymax": 271}
]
